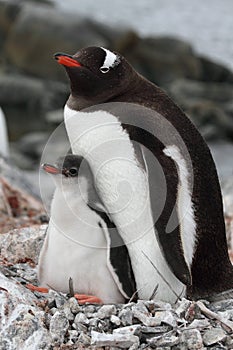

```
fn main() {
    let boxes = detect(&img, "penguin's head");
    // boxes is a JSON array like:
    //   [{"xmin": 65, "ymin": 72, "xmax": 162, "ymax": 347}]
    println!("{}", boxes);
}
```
[
  {"xmin": 42, "ymin": 154, "xmax": 91, "ymax": 190},
  {"xmin": 54, "ymin": 46, "xmax": 136, "ymax": 103}
]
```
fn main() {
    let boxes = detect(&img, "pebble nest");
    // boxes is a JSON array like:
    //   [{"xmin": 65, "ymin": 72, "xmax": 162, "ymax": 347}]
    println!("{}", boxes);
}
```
[{"xmin": 1, "ymin": 261, "xmax": 233, "ymax": 350}]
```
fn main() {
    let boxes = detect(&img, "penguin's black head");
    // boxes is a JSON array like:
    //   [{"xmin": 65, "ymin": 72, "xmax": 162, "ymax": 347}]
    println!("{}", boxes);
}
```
[
  {"xmin": 54, "ymin": 46, "xmax": 136, "ymax": 103},
  {"xmin": 42, "ymin": 154, "xmax": 86, "ymax": 179}
]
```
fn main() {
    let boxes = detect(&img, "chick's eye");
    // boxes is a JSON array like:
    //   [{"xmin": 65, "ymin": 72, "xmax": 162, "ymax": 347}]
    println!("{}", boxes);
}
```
[
  {"xmin": 69, "ymin": 167, "xmax": 78, "ymax": 176},
  {"xmin": 100, "ymin": 66, "xmax": 110, "ymax": 74}
]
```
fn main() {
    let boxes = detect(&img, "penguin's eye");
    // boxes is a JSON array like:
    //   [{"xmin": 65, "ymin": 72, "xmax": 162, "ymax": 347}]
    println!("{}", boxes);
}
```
[
  {"xmin": 100, "ymin": 66, "xmax": 110, "ymax": 74},
  {"xmin": 69, "ymin": 167, "xmax": 78, "ymax": 176}
]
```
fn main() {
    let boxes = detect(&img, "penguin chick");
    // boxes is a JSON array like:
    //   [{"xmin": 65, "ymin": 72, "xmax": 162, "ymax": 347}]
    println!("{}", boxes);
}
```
[{"xmin": 38, "ymin": 154, "xmax": 135, "ymax": 304}]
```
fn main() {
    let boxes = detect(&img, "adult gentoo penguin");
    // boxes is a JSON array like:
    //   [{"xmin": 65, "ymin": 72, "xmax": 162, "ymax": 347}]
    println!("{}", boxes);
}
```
[
  {"xmin": 54, "ymin": 46, "xmax": 233, "ymax": 302},
  {"xmin": 38, "ymin": 154, "xmax": 136, "ymax": 304}
]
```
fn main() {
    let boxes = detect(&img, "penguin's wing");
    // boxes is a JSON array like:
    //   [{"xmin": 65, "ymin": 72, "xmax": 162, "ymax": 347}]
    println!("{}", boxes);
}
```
[
  {"xmin": 88, "ymin": 205, "xmax": 137, "ymax": 300},
  {"xmin": 65, "ymin": 103, "xmax": 193, "ymax": 289}
]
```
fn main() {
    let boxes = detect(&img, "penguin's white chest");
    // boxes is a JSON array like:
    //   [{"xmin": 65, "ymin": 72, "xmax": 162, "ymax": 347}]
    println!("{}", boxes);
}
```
[{"xmin": 38, "ymin": 189, "xmax": 124, "ymax": 303}]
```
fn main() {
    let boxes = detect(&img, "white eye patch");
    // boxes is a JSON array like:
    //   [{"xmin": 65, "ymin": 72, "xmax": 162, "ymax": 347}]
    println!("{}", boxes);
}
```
[{"xmin": 100, "ymin": 47, "xmax": 120, "ymax": 72}]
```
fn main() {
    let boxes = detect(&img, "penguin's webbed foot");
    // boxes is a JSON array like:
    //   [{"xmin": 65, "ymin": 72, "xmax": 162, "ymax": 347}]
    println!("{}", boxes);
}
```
[
  {"xmin": 74, "ymin": 293, "xmax": 103, "ymax": 304},
  {"xmin": 26, "ymin": 283, "xmax": 49, "ymax": 293}
]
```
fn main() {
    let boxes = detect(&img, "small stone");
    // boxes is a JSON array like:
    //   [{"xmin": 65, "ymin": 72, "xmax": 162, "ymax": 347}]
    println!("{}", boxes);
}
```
[
  {"xmin": 203, "ymin": 328, "xmax": 226, "ymax": 346},
  {"xmin": 132, "ymin": 304, "xmax": 159, "ymax": 327},
  {"xmin": 113, "ymin": 324, "xmax": 141, "ymax": 335},
  {"xmin": 225, "ymin": 335, "xmax": 233, "ymax": 347},
  {"xmin": 49, "ymin": 311, "xmax": 69, "ymax": 344},
  {"xmin": 78, "ymin": 332, "xmax": 91, "ymax": 345},
  {"xmin": 47, "ymin": 290, "xmax": 67, "ymax": 308},
  {"xmin": 175, "ymin": 298, "xmax": 192, "ymax": 318},
  {"xmin": 91, "ymin": 330, "xmax": 140, "ymax": 348},
  {"xmin": 149, "ymin": 334, "xmax": 179, "ymax": 347},
  {"xmin": 187, "ymin": 318, "xmax": 210, "ymax": 330},
  {"xmin": 74, "ymin": 312, "xmax": 89, "ymax": 325},
  {"xmin": 83, "ymin": 304, "xmax": 97, "ymax": 317},
  {"xmin": 118, "ymin": 308, "xmax": 133, "ymax": 326},
  {"xmin": 50, "ymin": 307, "xmax": 57, "ymax": 315},
  {"xmin": 22, "ymin": 329, "xmax": 52, "ymax": 350},
  {"xmin": 72, "ymin": 322, "xmax": 87, "ymax": 332},
  {"xmin": 180, "ymin": 329, "xmax": 204, "ymax": 350},
  {"xmin": 135, "ymin": 300, "xmax": 150, "ymax": 314},
  {"xmin": 110, "ymin": 315, "xmax": 121, "ymax": 326},
  {"xmin": 63, "ymin": 302, "xmax": 75, "ymax": 321},
  {"xmin": 210, "ymin": 299, "xmax": 233, "ymax": 312},
  {"xmin": 129, "ymin": 343, "xmax": 141, "ymax": 350},
  {"xmin": 155, "ymin": 310, "xmax": 177, "ymax": 327},
  {"xmin": 141, "ymin": 325, "xmax": 170, "ymax": 334},
  {"xmin": 97, "ymin": 304, "xmax": 117, "ymax": 319},
  {"xmin": 152, "ymin": 300, "xmax": 172, "ymax": 311},
  {"xmin": 68, "ymin": 330, "xmax": 78, "ymax": 343},
  {"xmin": 68, "ymin": 297, "xmax": 80, "ymax": 314}
]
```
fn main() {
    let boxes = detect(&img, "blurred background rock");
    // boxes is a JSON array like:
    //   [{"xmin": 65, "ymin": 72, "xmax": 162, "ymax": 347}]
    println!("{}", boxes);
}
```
[{"xmin": 0, "ymin": 0, "xmax": 233, "ymax": 236}]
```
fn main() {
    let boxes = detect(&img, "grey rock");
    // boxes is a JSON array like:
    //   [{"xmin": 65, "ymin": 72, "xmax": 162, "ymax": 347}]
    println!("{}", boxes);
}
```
[
  {"xmin": 1, "ymin": 301, "xmax": 51, "ymax": 350},
  {"xmin": 187, "ymin": 318, "xmax": 210, "ymax": 330},
  {"xmin": 63, "ymin": 301, "xmax": 75, "ymax": 322},
  {"xmin": 74, "ymin": 312, "xmax": 90, "ymax": 325},
  {"xmin": 110, "ymin": 314, "xmax": 121, "ymax": 326},
  {"xmin": 118, "ymin": 307, "xmax": 133, "ymax": 326},
  {"xmin": 47, "ymin": 290, "xmax": 67, "ymax": 309},
  {"xmin": 68, "ymin": 297, "xmax": 81, "ymax": 314},
  {"xmin": 132, "ymin": 308, "xmax": 160, "ymax": 327},
  {"xmin": 83, "ymin": 304, "xmax": 98, "ymax": 317},
  {"xmin": 72, "ymin": 321, "xmax": 87, "ymax": 333},
  {"xmin": 154, "ymin": 310, "xmax": 177, "ymax": 327},
  {"xmin": 97, "ymin": 304, "xmax": 117, "ymax": 319},
  {"xmin": 125, "ymin": 36, "xmax": 202, "ymax": 86},
  {"xmin": 199, "ymin": 56, "xmax": 233, "ymax": 83},
  {"xmin": 78, "ymin": 332, "xmax": 91, "ymax": 345},
  {"xmin": 180, "ymin": 329, "xmax": 204, "ymax": 350},
  {"xmin": 202, "ymin": 328, "xmax": 226, "ymax": 346},
  {"xmin": 5, "ymin": 3, "xmax": 108, "ymax": 80},
  {"xmin": 149, "ymin": 334, "xmax": 179, "ymax": 347},
  {"xmin": 225, "ymin": 335, "xmax": 233, "ymax": 347},
  {"xmin": 17, "ymin": 131, "xmax": 51, "ymax": 159},
  {"xmin": 141, "ymin": 325, "xmax": 170, "ymax": 334},
  {"xmin": 21, "ymin": 329, "xmax": 52, "ymax": 350},
  {"xmin": 0, "ymin": 154, "xmax": 41, "ymax": 198},
  {"xmin": 91, "ymin": 330, "xmax": 140, "ymax": 348},
  {"xmin": 49, "ymin": 310, "xmax": 69, "ymax": 344},
  {"xmin": 113, "ymin": 324, "xmax": 141, "ymax": 335},
  {"xmin": 68, "ymin": 329, "xmax": 78, "ymax": 343},
  {"xmin": 128, "ymin": 343, "xmax": 142, "ymax": 350},
  {"xmin": 0, "ymin": 0, "xmax": 21, "ymax": 47},
  {"xmin": 46, "ymin": 109, "xmax": 63, "ymax": 124},
  {"xmin": 89, "ymin": 318, "xmax": 109, "ymax": 332},
  {"xmin": 0, "ymin": 225, "xmax": 46, "ymax": 264},
  {"xmin": 0, "ymin": 272, "xmax": 37, "ymax": 326},
  {"xmin": 168, "ymin": 79, "xmax": 233, "ymax": 141},
  {"xmin": 175, "ymin": 298, "xmax": 192, "ymax": 318}
]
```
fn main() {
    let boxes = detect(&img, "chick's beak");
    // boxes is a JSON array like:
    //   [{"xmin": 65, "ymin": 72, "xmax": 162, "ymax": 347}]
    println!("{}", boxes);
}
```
[
  {"xmin": 54, "ymin": 52, "xmax": 81, "ymax": 67},
  {"xmin": 42, "ymin": 163, "xmax": 61, "ymax": 175}
]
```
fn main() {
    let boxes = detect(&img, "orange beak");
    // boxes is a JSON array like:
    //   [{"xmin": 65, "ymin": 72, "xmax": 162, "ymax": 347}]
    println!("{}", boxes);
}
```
[
  {"xmin": 54, "ymin": 53, "xmax": 81, "ymax": 67},
  {"xmin": 42, "ymin": 163, "xmax": 61, "ymax": 174}
]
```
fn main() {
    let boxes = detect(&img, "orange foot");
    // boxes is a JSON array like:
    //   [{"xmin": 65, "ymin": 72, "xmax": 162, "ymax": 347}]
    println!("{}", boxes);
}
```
[
  {"xmin": 26, "ymin": 284, "xmax": 49, "ymax": 293},
  {"xmin": 74, "ymin": 293, "xmax": 103, "ymax": 305}
]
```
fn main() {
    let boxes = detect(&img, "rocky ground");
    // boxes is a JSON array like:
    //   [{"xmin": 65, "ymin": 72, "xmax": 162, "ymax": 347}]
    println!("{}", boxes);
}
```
[{"xmin": 1, "ymin": 226, "xmax": 233, "ymax": 349}]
